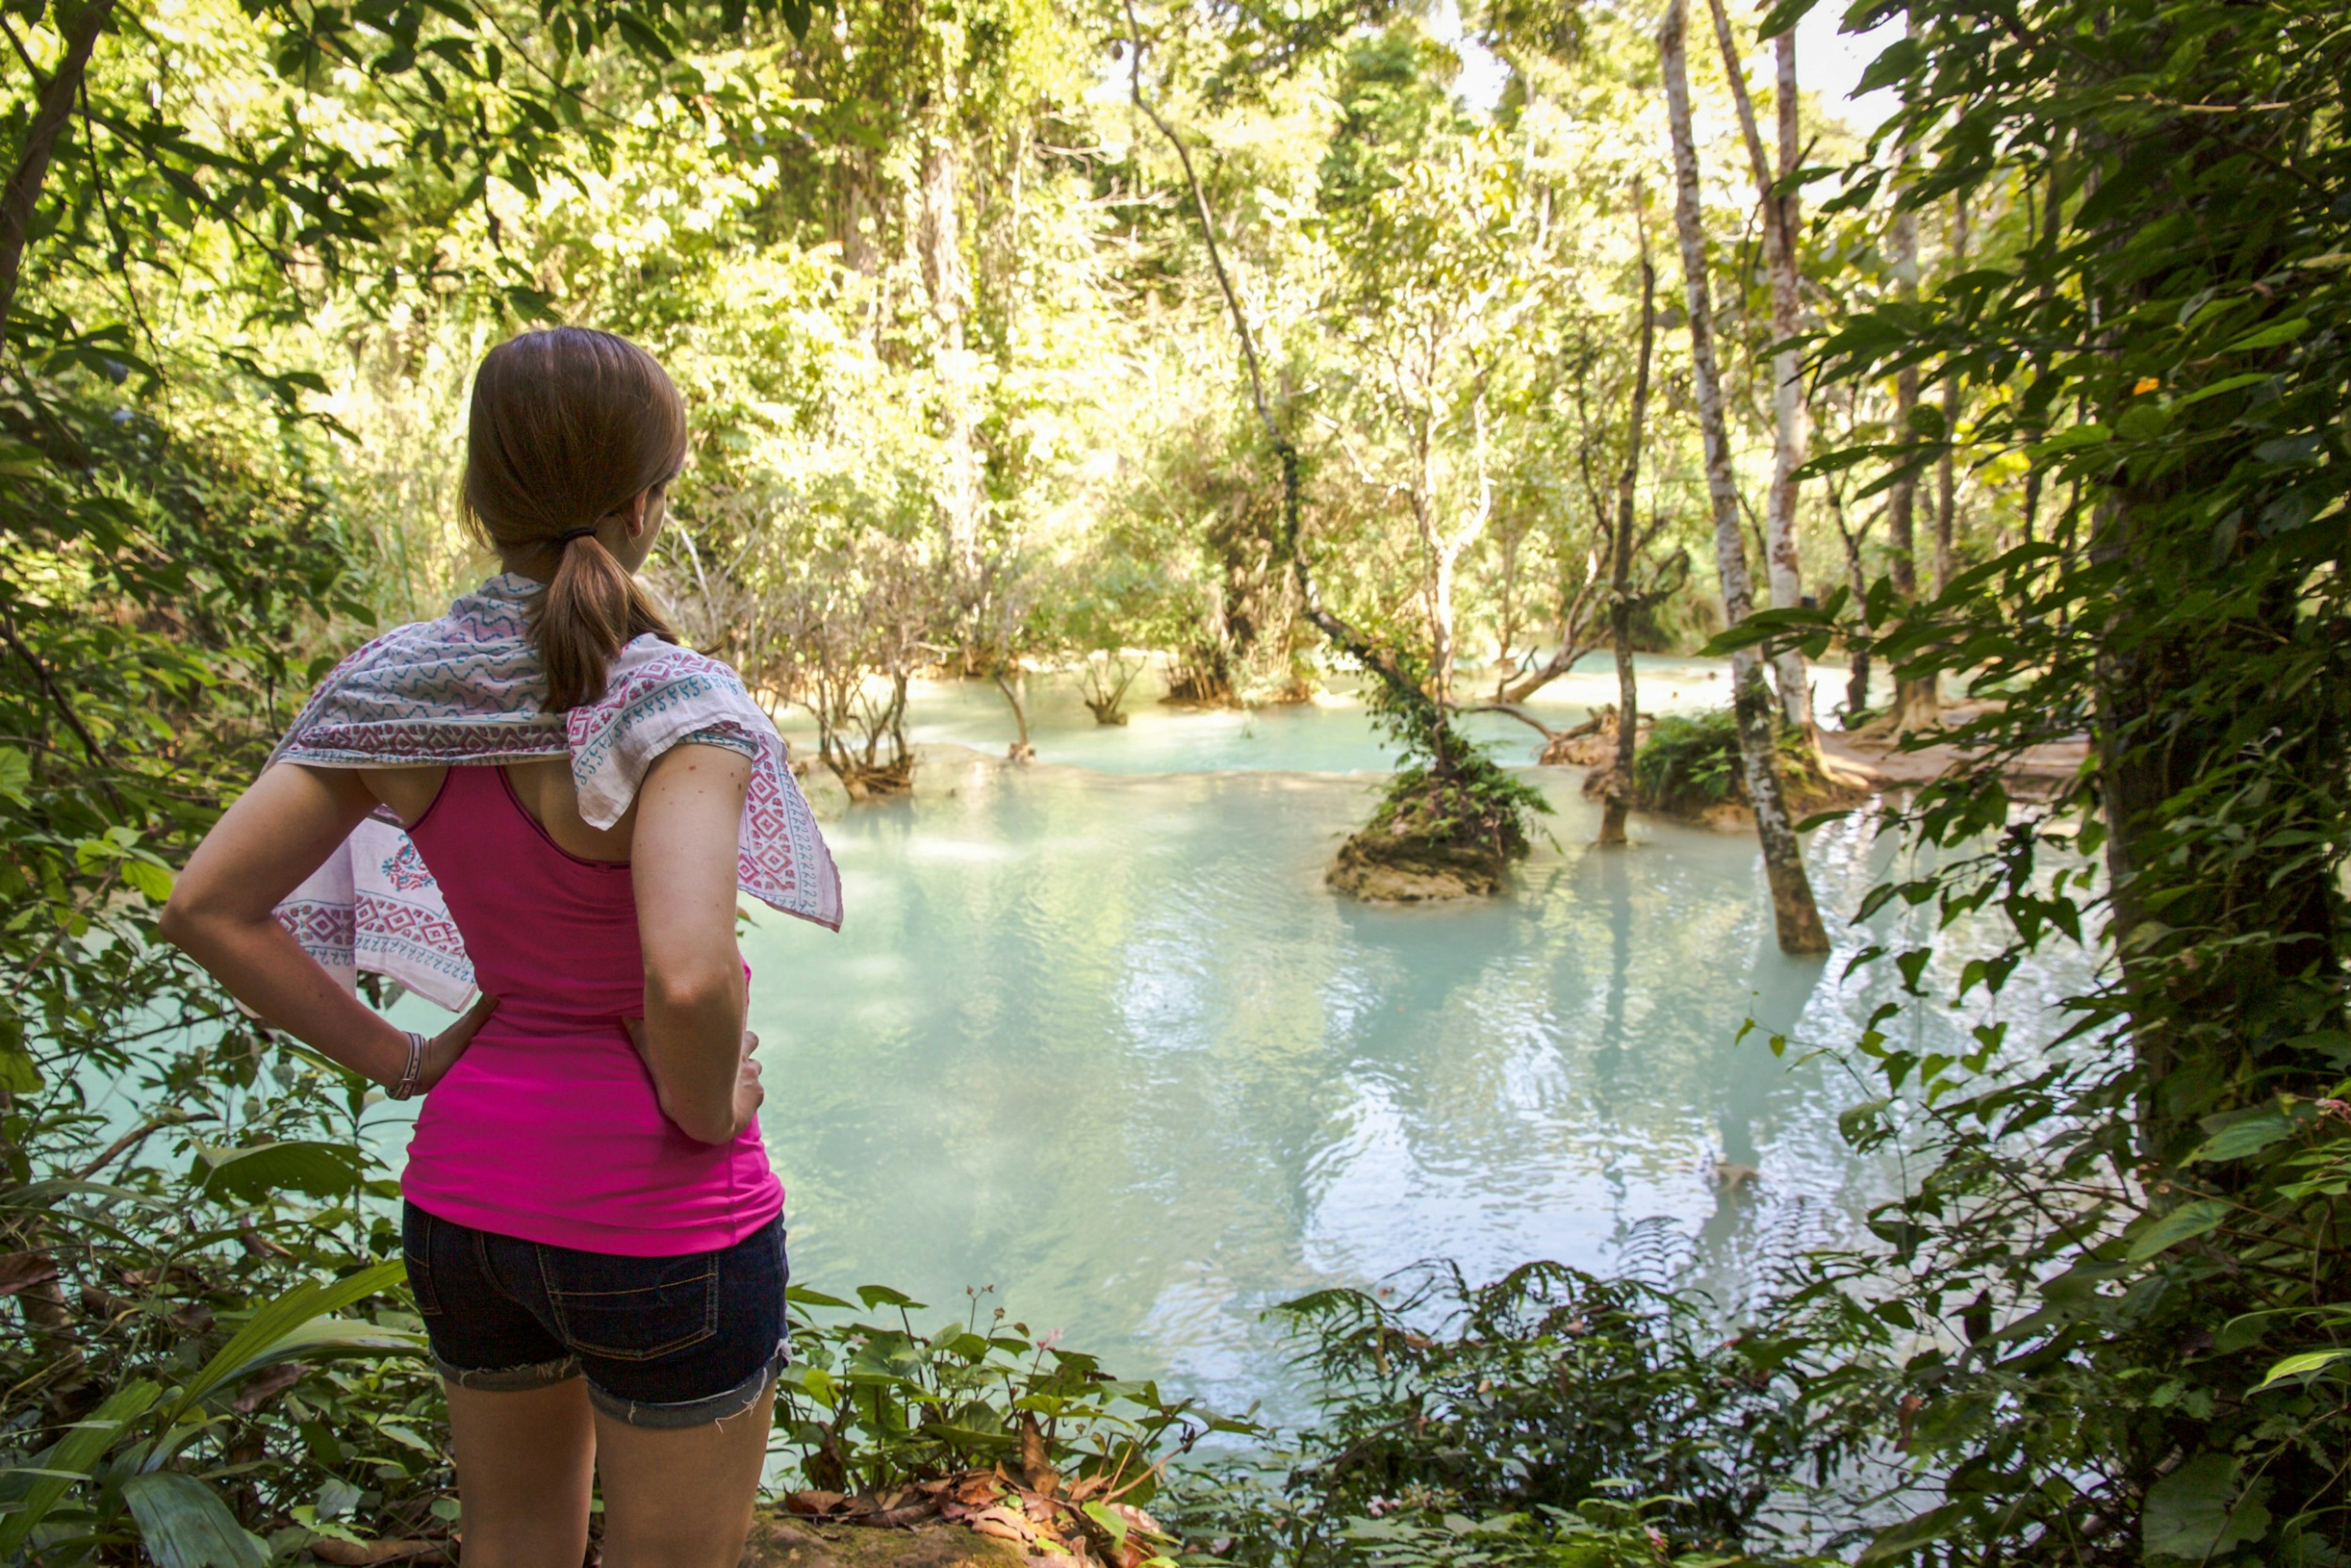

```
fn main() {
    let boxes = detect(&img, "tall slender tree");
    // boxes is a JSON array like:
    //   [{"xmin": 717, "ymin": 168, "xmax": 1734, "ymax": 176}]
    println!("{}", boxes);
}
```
[
  {"xmin": 1877, "ymin": 20, "xmax": 1940, "ymax": 732},
  {"xmin": 1597, "ymin": 200, "xmax": 1659, "ymax": 850},
  {"xmin": 1703, "ymin": 0, "xmax": 1810, "ymax": 731},
  {"xmin": 1933, "ymin": 193, "xmax": 1969, "ymax": 595},
  {"xmin": 1660, "ymin": 0, "xmax": 1828, "ymax": 952}
]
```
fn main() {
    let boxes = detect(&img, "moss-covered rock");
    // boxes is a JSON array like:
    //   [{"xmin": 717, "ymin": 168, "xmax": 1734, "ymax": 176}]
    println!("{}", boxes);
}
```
[
  {"xmin": 1326, "ymin": 826, "xmax": 1512, "ymax": 901},
  {"xmin": 1327, "ymin": 767, "xmax": 1539, "ymax": 902},
  {"xmin": 741, "ymin": 1515, "xmax": 1033, "ymax": 1568}
]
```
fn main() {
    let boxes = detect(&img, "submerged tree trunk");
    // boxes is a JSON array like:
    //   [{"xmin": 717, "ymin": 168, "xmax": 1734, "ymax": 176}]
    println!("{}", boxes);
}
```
[
  {"xmin": 1599, "ymin": 204, "xmax": 1659, "ymax": 850},
  {"xmin": 1706, "ymin": 0, "xmax": 1812, "ymax": 730},
  {"xmin": 994, "ymin": 667, "xmax": 1034, "ymax": 762},
  {"xmin": 1662, "ymin": 0, "xmax": 1829, "ymax": 953}
]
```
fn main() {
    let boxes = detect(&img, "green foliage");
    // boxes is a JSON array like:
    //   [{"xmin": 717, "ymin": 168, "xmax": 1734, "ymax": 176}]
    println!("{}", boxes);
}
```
[
  {"xmin": 1166, "ymin": 1261, "xmax": 1832, "ymax": 1568},
  {"xmin": 1717, "ymin": 0, "xmax": 2351, "ymax": 1558},
  {"xmin": 1627, "ymin": 711, "xmax": 1742, "ymax": 816},
  {"xmin": 774, "ymin": 1284, "xmax": 1256, "ymax": 1502},
  {"xmin": 1357, "ymin": 667, "xmax": 1550, "ymax": 861},
  {"xmin": 1626, "ymin": 708, "xmax": 1815, "ymax": 819},
  {"xmin": 0, "ymin": 374, "xmax": 456, "ymax": 1559}
]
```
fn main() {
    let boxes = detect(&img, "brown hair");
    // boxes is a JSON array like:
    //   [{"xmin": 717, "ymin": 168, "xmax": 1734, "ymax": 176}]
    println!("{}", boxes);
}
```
[{"xmin": 462, "ymin": 328, "xmax": 686, "ymax": 711}]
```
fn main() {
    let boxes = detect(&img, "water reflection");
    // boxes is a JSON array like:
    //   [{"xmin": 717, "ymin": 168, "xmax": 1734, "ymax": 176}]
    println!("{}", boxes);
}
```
[{"xmin": 740, "ymin": 686, "xmax": 2090, "ymax": 1422}]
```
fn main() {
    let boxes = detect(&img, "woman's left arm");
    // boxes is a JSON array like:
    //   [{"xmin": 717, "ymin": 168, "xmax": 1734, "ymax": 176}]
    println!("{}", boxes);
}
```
[{"xmin": 160, "ymin": 763, "xmax": 494, "ymax": 1091}]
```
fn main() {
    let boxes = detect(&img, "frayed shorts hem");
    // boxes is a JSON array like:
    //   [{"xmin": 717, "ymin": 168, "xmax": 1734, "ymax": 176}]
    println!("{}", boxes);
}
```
[{"xmin": 433, "ymin": 1340, "xmax": 789, "ymax": 1429}]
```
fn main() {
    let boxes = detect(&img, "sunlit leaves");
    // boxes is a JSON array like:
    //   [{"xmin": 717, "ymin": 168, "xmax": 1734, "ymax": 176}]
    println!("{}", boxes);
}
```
[{"xmin": 1755, "ymin": 0, "xmax": 2351, "ymax": 1553}]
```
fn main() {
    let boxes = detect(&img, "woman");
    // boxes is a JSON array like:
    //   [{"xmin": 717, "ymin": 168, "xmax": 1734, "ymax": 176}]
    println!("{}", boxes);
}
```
[{"xmin": 163, "ymin": 328, "xmax": 840, "ymax": 1567}]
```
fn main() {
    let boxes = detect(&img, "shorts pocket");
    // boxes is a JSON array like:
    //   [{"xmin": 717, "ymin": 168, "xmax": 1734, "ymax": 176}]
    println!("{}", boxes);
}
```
[
  {"xmin": 401, "ymin": 1206, "xmax": 443, "ymax": 1317},
  {"xmin": 540, "ymin": 1251, "xmax": 719, "ymax": 1363}
]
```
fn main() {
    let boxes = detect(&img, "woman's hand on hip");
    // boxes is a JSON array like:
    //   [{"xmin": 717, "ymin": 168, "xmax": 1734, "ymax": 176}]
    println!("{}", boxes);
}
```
[
  {"xmin": 623, "ymin": 1019, "xmax": 763, "ymax": 1142},
  {"xmin": 420, "ymin": 991, "xmax": 500, "ymax": 1093},
  {"xmin": 732, "ymin": 1037, "xmax": 765, "ymax": 1133}
]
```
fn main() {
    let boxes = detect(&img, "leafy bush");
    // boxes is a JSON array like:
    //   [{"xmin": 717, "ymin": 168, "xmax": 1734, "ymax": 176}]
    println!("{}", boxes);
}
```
[
  {"xmin": 1360, "ymin": 747, "xmax": 1552, "ymax": 865},
  {"xmin": 0, "ymin": 375, "xmax": 459, "ymax": 1561},
  {"xmin": 1166, "ymin": 1262, "xmax": 1833, "ymax": 1568},
  {"xmin": 775, "ymin": 1283, "xmax": 1253, "ymax": 1503},
  {"xmin": 1357, "ymin": 670, "xmax": 1551, "ymax": 864},
  {"xmin": 1627, "ymin": 709, "xmax": 1820, "ymax": 820}
]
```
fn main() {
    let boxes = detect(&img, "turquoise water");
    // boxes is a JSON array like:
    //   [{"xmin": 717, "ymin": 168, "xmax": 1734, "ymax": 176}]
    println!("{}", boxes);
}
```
[
  {"xmin": 769, "ymin": 653, "xmax": 1847, "ymax": 777},
  {"xmin": 720, "ymin": 661, "xmax": 2082, "ymax": 1425}
]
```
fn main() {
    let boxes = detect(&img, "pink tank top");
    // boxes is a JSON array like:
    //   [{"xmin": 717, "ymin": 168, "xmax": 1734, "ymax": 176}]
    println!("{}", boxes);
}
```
[{"xmin": 398, "ymin": 764, "xmax": 784, "ymax": 1256}]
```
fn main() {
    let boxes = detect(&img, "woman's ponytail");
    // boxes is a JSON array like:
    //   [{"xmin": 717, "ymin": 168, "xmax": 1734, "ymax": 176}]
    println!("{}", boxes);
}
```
[
  {"xmin": 539, "ymin": 531, "xmax": 675, "ymax": 712},
  {"xmin": 460, "ymin": 328, "xmax": 687, "ymax": 711}
]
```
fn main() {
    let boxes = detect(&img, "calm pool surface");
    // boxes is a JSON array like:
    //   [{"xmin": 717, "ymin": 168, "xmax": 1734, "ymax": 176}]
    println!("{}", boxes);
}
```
[{"xmin": 728, "ymin": 664, "xmax": 2085, "ymax": 1424}]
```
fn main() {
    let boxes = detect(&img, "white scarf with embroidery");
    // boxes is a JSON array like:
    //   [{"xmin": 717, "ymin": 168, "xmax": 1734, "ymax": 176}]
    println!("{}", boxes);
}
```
[{"xmin": 269, "ymin": 573, "xmax": 841, "ymax": 1010}]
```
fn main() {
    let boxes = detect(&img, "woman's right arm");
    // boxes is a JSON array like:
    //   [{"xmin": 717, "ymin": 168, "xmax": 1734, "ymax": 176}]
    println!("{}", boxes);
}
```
[
  {"xmin": 629, "ymin": 743, "xmax": 760, "ymax": 1145},
  {"xmin": 160, "ymin": 763, "xmax": 495, "ymax": 1090}
]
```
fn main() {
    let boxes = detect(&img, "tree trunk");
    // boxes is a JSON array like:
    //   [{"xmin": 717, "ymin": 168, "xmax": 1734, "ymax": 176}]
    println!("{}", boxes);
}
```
[
  {"xmin": 1599, "ymin": 201, "xmax": 1659, "ymax": 850},
  {"xmin": 920, "ymin": 128, "xmax": 984, "ymax": 590},
  {"xmin": 1826, "ymin": 478, "xmax": 1872, "ymax": 722},
  {"xmin": 1764, "ymin": 31, "xmax": 1810, "ymax": 729},
  {"xmin": 0, "ymin": 0, "xmax": 116, "ymax": 340},
  {"xmin": 994, "ymin": 667, "xmax": 1033, "ymax": 762},
  {"xmin": 1705, "ymin": 0, "xmax": 1812, "ymax": 730},
  {"xmin": 1878, "ymin": 26, "xmax": 1938, "ymax": 733},
  {"xmin": 1662, "ymin": 0, "xmax": 1828, "ymax": 953},
  {"xmin": 1933, "ymin": 193, "xmax": 1969, "ymax": 596}
]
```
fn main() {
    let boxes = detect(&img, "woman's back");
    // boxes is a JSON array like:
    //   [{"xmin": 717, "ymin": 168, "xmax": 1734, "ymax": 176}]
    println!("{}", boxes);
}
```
[{"xmin": 398, "ymin": 763, "xmax": 781, "ymax": 1256}]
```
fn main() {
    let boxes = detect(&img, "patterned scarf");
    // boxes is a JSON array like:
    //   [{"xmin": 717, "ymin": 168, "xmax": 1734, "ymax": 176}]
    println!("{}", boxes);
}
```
[{"xmin": 269, "ymin": 572, "xmax": 841, "ymax": 1009}]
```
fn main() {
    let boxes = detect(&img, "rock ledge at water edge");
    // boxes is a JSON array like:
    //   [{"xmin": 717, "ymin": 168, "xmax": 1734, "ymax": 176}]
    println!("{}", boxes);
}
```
[{"xmin": 741, "ymin": 1516, "xmax": 1033, "ymax": 1568}]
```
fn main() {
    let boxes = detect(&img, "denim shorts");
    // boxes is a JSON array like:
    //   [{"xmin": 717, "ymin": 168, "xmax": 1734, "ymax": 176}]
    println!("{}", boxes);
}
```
[{"xmin": 400, "ymin": 1201, "xmax": 789, "ymax": 1428}]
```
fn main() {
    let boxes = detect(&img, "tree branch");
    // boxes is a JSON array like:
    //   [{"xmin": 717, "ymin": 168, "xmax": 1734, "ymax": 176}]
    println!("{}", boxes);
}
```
[
  {"xmin": 0, "ymin": 0, "xmax": 117, "ymax": 340},
  {"xmin": 1119, "ymin": 0, "xmax": 1433, "ymax": 723}
]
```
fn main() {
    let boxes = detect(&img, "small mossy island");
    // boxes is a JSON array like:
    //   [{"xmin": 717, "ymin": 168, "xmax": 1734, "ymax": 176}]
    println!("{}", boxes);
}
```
[
  {"xmin": 1619, "ymin": 708, "xmax": 1865, "ymax": 829},
  {"xmin": 1329, "ymin": 733, "xmax": 1548, "ymax": 902}
]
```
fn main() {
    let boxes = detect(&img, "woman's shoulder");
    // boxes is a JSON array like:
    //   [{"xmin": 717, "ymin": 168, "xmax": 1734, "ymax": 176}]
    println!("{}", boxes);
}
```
[{"xmin": 597, "ymin": 638, "xmax": 757, "ymax": 713}]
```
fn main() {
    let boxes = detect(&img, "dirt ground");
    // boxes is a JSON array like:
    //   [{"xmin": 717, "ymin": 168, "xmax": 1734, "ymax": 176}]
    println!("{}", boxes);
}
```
[{"xmin": 1817, "ymin": 701, "xmax": 2090, "ymax": 797}]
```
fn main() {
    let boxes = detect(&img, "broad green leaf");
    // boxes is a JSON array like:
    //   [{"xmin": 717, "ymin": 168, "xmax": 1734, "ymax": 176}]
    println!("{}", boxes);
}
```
[
  {"xmin": 0, "ymin": 747, "xmax": 28, "ymax": 803},
  {"xmin": 2126, "ymin": 1199, "xmax": 2231, "ymax": 1261},
  {"xmin": 1753, "ymin": 0, "xmax": 1818, "ymax": 37},
  {"xmin": 2187, "ymin": 1111, "xmax": 2297, "ymax": 1164},
  {"xmin": 2025, "ymin": 424, "xmax": 2111, "ymax": 460},
  {"xmin": 122, "ymin": 860, "xmax": 175, "ymax": 902},
  {"xmin": 190, "ymin": 1141, "xmax": 363, "ymax": 1203},
  {"xmin": 0, "ymin": 1380, "xmax": 160, "ymax": 1556},
  {"xmin": 1084, "ymin": 1501, "xmax": 1130, "ymax": 1553},
  {"xmin": 2142, "ymin": 1452, "xmax": 2268, "ymax": 1559},
  {"xmin": 2252, "ymin": 1348, "xmax": 2351, "ymax": 1390},
  {"xmin": 2218, "ymin": 317, "xmax": 2308, "ymax": 353},
  {"xmin": 0, "ymin": 1049, "xmax": 41, "ymax": 1094},
  {"xmin": 223, "ymin": 1315, "xmax": 427, "ymax": 1372},
  {"xmin": 2170, "ymin": 372, "xmax": 2270, "ymax": 408},
  {"xmin": 165, "ymin": 1261, "xmax": 405, "ymax": 1421},
  {"xmin": 786, "ymin": 1285, "xmax": 855, "ymax": 1310},
  {"xmin": 122, "ymin": 1472, "xmax": 271, "ymax": 1568},
  {"xmin": 0, "ymin": 438, "xmax": 48, "ymax": 478},
  {"xmin": 1857, "ymin": 1502, "xmax": 1967, "ymax": 1563}
]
